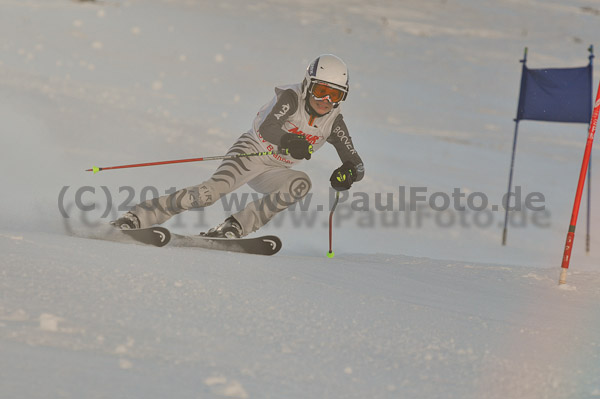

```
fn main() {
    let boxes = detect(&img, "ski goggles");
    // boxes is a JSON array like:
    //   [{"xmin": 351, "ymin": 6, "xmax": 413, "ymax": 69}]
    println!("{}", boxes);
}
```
[{"xmin": 309, "ymin": 82, "xmax": 346, "ymax": 103}]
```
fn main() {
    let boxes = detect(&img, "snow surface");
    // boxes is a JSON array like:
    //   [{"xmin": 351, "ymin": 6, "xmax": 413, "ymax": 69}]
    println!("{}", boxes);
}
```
[{"xmin": 1, "ymin": 0, "xmax": 600, "ymax": 398}]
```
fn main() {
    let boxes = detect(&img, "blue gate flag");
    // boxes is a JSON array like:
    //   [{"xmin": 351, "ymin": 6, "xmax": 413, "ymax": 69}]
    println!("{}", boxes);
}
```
[
  {"xmin": 503, "ymin": 47, "xmax": 595, "ymax": 248},
  {"xmin": 516, "ymin": 63, "xmax": 592, "ymax": 123}
]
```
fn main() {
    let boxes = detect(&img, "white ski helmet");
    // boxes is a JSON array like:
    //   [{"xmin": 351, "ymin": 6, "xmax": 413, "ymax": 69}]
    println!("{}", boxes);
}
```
[{"xmin": 303, "ymin": 54, "xmax": 349, "ymax": 103}]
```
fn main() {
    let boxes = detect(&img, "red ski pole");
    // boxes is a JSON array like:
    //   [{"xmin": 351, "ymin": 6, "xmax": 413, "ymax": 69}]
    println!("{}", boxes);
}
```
[
  {"xmin": 86, "ymin": 150, "xmax": 281, "ymax": 174},
  {"xmin": 327, "ymin": 191, "xmax": 341, "ymax": 258},
  {"xmin": 559, "ymin": 81, "xmax": 600, "ymax": 285}
]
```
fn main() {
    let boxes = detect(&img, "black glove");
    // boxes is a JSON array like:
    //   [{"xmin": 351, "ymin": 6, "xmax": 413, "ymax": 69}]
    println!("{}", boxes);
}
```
[
  {"xmin": 330, "ymin": 161, "xmax": 357, "ymax": 191},
  {"xmin": 280, "ymin": 133, "xmax": 313, "ymax": 160}
]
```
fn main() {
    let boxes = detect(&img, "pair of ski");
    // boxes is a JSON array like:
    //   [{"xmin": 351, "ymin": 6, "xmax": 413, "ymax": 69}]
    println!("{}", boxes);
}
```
[{"xmin": 115, "ymin": 227, "xmax": 281, "ymax": 256}]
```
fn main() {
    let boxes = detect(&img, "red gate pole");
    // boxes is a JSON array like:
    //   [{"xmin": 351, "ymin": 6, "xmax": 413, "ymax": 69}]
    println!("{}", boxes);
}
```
[{"xmin": 559, "ymin": 81, "xmax": 600, "ymax": 285}]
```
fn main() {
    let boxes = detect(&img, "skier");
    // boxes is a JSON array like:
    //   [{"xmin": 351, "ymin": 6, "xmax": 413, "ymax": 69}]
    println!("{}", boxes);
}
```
[{"xmin": 111, "ymin": 54, "xmax": 365, "ymax": 238}]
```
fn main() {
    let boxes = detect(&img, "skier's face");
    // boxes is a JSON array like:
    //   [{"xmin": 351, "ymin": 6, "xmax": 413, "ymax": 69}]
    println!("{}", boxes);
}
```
[{"xmin": 309, "ymin": 95, "xmax": 334, "ymax": 115}]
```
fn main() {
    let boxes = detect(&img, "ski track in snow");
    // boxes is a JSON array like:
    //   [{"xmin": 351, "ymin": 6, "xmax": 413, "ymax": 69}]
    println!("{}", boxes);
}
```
[{"xmin": 1, "ymin": 0, "xmax": 600, "ymax": 398}]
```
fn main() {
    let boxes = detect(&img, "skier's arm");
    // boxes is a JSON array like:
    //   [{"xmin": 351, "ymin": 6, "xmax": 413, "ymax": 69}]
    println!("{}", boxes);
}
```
[
  {"xmin": 327, "ymin": 114, "xmax": 365, "ymax": 182},
  {"xmin": 258, "ymin": 89, "xmax": 298, "ymax": 145}
]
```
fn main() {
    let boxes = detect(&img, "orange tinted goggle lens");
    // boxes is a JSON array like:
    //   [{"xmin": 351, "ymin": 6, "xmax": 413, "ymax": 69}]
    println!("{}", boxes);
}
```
[{"xmin": 311, "ymin": 83, "xmax": 344, "ymax": 102}]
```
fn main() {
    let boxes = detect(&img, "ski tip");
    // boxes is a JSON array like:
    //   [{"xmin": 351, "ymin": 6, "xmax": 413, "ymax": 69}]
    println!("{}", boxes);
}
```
[
  {"xmin": 259, "ymin": 236, "xmax": 282, "ymax": 255},
  {"xmin": 327, "ymin": 251, "xmax": 335, "ymax": 258}
]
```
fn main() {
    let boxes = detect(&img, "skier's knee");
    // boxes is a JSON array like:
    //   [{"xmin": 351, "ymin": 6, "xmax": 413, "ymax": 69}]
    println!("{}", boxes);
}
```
[{"xmin": 286, "ymin": 172, "xmax": 312, "ymax": 201}]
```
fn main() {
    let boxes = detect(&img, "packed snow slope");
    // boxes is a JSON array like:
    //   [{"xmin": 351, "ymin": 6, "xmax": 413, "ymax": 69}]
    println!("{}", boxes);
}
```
[
  {"xmin": 1, "ymin": 0, "xmax": 600, "ymax": 398},
  {"xmin": 2, "ymin": 232, "xmax": 600, "ymax": 399}
]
